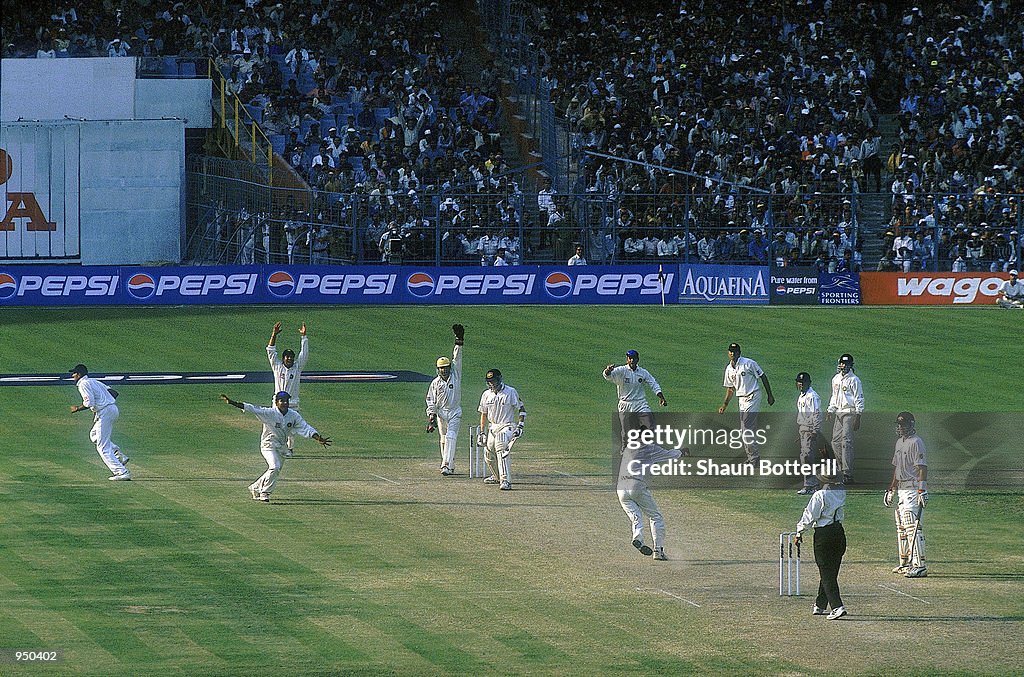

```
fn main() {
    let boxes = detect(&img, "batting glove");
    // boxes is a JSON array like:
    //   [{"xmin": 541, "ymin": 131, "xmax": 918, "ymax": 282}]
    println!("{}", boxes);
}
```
[
  {"xmin": 883, "ymin": 489, "xmax": 894, "ymax": 508},
  {"xmin": 477, "ymin": 431, "xmax": 487, "ymax": 447},
  {"xmin": 512, "ymin": 423, "xmax": 524, "ymax": 439},
  {"xmin": 918, "ymin": 490, "xmax": 929, "ymax": 507}
]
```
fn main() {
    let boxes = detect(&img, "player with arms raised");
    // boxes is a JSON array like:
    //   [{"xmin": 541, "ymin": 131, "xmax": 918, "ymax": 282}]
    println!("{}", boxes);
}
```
[
  {"xmin": 268, "ymin": 321, "xmax": 309, "ymax": 457},
  {"xmin": 426, "ymin": 324, "xmax": 465, "ymax": 475}
]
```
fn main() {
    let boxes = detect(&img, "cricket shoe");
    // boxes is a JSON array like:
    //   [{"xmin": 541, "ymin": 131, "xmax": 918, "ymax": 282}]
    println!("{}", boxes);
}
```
[
  {"xmin": 499, "ymin": 481, "xmax": 512, "ymax": 491},
  {"xmin": 796, "ymin": 487, "xmax": 814, "ymax": 495},
  {"xmin": 440, "ymin": 465, "xmax": 453, "ymax": 476},
  {"xmin": 653, "ymin": 548, "xmax": 668, "ymax": 561},
  {"xmin": 812, "ymin": 606, "xmax": 826, "ymax": 616},
  {"xmin": 483, "ymin": 475, "xmax": 498, "ymax": 484},
  {"xmin": 826, "ymin": 606, "xmax": 847, "ymax": 620},
  {"xmin": 632, "ymin": 539, "xmax": 654, "ymax": 557},
  {"xmin": 904, "ymin": 566, "xmax": 928, "ymax": 578},
  {"xmin": 256, "ymin": 493, "xmax": 271, "ymax": 503},
  {"xmin": 108, "ymin": 472, "xmax": 132, "ymax": 481},
  {"xmin": 284, "ymin": 449, "xmax": 294, "ymax": 458},
  {"xmin": 891, "ymin": 565, "xmax": 910, "ymax": 575}
]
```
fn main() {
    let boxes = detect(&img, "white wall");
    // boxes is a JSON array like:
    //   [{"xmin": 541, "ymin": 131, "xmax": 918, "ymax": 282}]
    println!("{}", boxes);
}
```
[{"xmin": 0, "ymin": 58, "xmax": 137, "ymax": 122}]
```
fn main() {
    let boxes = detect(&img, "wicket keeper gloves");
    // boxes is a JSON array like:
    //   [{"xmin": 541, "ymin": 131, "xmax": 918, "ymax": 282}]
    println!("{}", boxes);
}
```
[
  {"xmin": 452, "ymin": 324, "xmax": 465, "ymax": 343},
  {"xmin": 477, "ymin": 431, "xmax": 487, "ymax": 447},
  {"xmin": 883, "ymin": 489, "xmax": 895, "ymax": 507}
]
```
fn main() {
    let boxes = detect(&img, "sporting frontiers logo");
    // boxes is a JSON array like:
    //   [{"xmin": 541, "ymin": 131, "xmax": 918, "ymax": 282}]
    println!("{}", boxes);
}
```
[
  {"xmin": 126, "ymin": 273, "xmax": 157, "ymax": 300},
  {"xmin": 266, "ymin": 271, "xmax": 296, "ymax": 298},
  {"xmin": 407, "ymin": 272, "xmax": 435, "ymax": 298}
]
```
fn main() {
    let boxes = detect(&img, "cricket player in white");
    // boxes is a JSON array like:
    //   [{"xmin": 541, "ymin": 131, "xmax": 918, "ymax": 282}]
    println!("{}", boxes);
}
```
[
  {"xmin": 796, "ymin": 372, "xmax": 823, "ymax": 494},
  {"xmin": 426, "ymin": 324, "xmax": 464, "ymax": 475},
  {"xmin": 996, "ymin": 269, "xmax": 1024, "ymax": 308},
  {"xmin": 604, "ymin": 349, "xmax": 667, "ymax": 449},
  {"xmin": 827, "ymin": 353, "xmax": 863, "ymax": 484},
  {"xmin": 220, "ymin": 391, "xmax": 331, "ymax": 502},
  {"xmin": 268, "ymin": 321, "xmax": 309, "ymax": 457},
  {"xmin": 718, "ymin": 343, "xmax": 774, "ymax": 463},
  {"xmin": 884, "ymin": 412, "xmax": 928, "ymax": 578},
  {"xmin": 477, "ymin": 369, "xmax": 526, "ymax": 491},
  {"xmin": 618, "ymin": 432, "xmax": 686, "ymax": 561},
  {"xmin": 69, "ymin": 364, "xmax": 130, "ymax": 480}
]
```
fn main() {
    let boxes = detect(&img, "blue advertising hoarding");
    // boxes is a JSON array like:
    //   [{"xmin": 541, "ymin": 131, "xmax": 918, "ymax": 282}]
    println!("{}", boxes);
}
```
[{"xmin": 0, "ymin": 264, "xmax": 677, "ymax": 306}]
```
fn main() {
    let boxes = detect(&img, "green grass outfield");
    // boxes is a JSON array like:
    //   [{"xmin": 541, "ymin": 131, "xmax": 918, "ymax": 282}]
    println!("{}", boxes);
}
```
[{"xmin": 1, "ymin": 305, "xmax": 1021, "ymax": 676}]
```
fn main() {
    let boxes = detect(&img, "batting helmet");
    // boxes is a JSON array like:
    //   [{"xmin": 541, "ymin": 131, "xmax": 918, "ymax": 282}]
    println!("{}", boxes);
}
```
[
  {"xmin": 485, "ymin": 368, "xmax": 503, "ymax": 391},
  {"xmin": 795, "ymin": 372, "xmax": 811, "ymax": 385},
  {"xmin": 837, "ymin": 353, "xmax": 854, "ymax": 373},
  {"xmin": 896, "ymin": 411, "xmax": 916, "ymax": 437}
]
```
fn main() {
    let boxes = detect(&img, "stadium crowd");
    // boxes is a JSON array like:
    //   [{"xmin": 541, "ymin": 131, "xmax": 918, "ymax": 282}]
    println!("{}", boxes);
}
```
[{"xmin": 3, "ymin": 0, "xmax": 1021, "ymax": 269}]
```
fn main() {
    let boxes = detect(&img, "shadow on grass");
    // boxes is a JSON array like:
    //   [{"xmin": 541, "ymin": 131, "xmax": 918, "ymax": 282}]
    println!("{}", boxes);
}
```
[
  {"xmin": 845, "ymin": 615, "xmax": 1024, "ymax": 622},
  {"xmin": 269, "ymin": 498, "xmax": 582, "ymax": 508}
]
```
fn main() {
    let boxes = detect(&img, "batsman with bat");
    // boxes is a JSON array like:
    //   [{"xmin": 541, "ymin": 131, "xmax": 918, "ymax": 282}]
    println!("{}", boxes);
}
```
[
  {"xmin": 426, "ymin": 324, "xmax": 465, "ymax": 476},
  {"xmin": 885, "ymin": 412, "xmax": 928, "ymax": 578},
  {"xmin": 477, "ymin": 368, "xmax": 526, "ymax": 491}
]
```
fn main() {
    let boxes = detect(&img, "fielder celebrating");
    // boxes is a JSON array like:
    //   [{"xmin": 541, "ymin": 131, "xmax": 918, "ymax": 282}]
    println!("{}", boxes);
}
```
[
  {"xmin": 268, "ymin": 321, "xmax": 310, "ymax": 457},
  {"xmin": 827, "ymin": 353, "xmax": 864, "ymax": 484},
  {"xmin": 604, "ymin": 349, "xmax": 667, "ymax": 450},
  {"xmin": 477, "ymin": 369, "xmax": 526, "ymax": 491},
  {"xmin": 718, "ymin": 343, "xmax": 774, "ymax": 464},
  {"xmin": 617, "ymin": 428, "xmax": 687, "ymax": 561},
  {"xmin": 426, "ymin": 324, "xmax": 465, "ymax": 475},
  {"xmin": 220, "ymin": 391, "xmax": 331, "ymax": 502},
  {"xmin": 795, "ymin": 372, "xmax": 823, "ymax": 495},
  {"xmin": 884, "ymin": 411, "xmax": 928, "ymax": 578},
  {"xmin": 996, "ymin": 269, "xmax": 1024, "ymax": 308},
  {"xmin": 69, "ymin": 364, "xmax": 131, "ymax": 481}
]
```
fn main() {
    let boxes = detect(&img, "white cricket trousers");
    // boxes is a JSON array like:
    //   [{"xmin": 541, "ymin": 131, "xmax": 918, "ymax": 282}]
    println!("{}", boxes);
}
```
[
  {"xmin": 831, "ymin": 412, "xmax": 858, "ymax": 480},
  {"xmin": 738, "ymin": 390, "xmax": 762, "ymax": 462},
  {"xmin": 617, "ymin": 487, "xmax": 665, "ymax": 549},
  {"xmin": 90, "ymin": 405, "xmax": 127, "ymax": 475},
  {"xmin": 895, "ymin": 488, "xmax": 926, "ymax": 567},
  {"xmin": 436, "ymin": 409, "xmax": 461, "ymax": 470},
  {"xmin": 485, "ymin": 424, "xmax": 515, "ymax": 482},
  {"xmin": 252, "ymin": 446, "xmax": 283, "ymax": 495}
]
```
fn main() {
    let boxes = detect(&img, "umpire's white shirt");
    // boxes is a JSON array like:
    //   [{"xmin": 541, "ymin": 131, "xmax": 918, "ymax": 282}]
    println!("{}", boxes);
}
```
[
  {"xmin": 797, "ymin": 487, "xmax": 846, "ymax": 533},
  {"xmin": 426, "ymin": 343, "xmax": 462, "ymax": 416},
  {"xmin": 478, "ymin": 384, "xmax": 522, "ymax": 431},
  {"xmin": 77, "ymin": 376, "xmax": 116, "ymax": 412},
  {"xmin": 828, "ymin": 372, "xmax": 864, "ymax": 414},
  {"xmin": 604, "ymin": 365, "xmax": 662, "ymax": 412},
  {"xmin": 243, "ymin": 403, "xmax": 317, "ymax": 452}
]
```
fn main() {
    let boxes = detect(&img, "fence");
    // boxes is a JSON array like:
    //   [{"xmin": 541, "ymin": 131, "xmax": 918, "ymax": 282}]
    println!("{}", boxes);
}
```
[{"xmin": 186, "ymin": 163, "xmax": 1024, "ymax": 271}]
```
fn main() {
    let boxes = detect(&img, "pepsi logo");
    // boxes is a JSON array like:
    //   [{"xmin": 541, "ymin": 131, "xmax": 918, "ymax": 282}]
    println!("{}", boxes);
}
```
[
  {"xmin": 406, "ymin": 272, "xmax": 435, "ymax": 298},
  {"xmin": 267, "ymin": 270, "xmax": 296, "ymax": 298},
  {"xmin": 0, "ymin": 273, "xmax": 16, "ymax": 300},
  {"xmin": 544, "ymin": 272, "xmax": 572, "ymax": 298},
  {"xmin": 126, "ymin": 273, "xmax": 156, "ymax": 300},
  {"xmin": 775, "ymin": 285, "xmax": 786, "ymax": 294}
]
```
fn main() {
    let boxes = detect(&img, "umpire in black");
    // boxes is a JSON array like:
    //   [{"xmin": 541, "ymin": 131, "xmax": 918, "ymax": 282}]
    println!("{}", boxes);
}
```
[{"xmin": 795, "ymin": 443, "xmax": 848, "ymax": 620}]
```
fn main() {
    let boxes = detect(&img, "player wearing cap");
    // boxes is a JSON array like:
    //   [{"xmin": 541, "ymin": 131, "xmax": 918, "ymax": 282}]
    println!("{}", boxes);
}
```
[
  {"xmin": 996, "ymin": 270, "xmax": 1024, "ymax": 308},
  {"xmin": 604, "ymin": 350, "xmax": 667, "ymax": 449},
  {"xmin": 795, "ymin": 372, "xmax": 823, "ymax": 495},
  {"xmin": 718, "ymin": 343, "xmax": 774, "ymax": 464},
  {"xmin": 426, "ymin": 324, "xmax": 464, "ymax": 475},
  {"xmin": 477, "ymin": 369, "xmax": 526, "ymax": 490},
  {"xmin": 827, "ymin": 354, "xmax": 864, "ymax": 484},
  {"xmin": 268, "ymin": 321, "xmax": 309, "ymax": 457},
  {"xmin": 69, "ymin": 364, "xmax": 130, "ymax": 480},
  {"xmin": 220, "ymin": 391, "xmax": 331, "ymax": 502},
  {"xmin": 883, "ymin": 412, "xmax": 928, "ymax": 577}
]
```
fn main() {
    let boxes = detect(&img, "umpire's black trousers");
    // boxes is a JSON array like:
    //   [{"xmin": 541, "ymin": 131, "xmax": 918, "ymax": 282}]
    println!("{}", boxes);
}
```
[{"xmin": 813, "ymin": 522, "xmax": 846, "ymax": 610}]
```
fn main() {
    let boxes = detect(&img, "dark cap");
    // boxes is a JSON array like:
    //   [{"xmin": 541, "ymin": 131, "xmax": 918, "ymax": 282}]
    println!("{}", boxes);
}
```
[
  {"xmin": 70, "ymin": 364, "xmax": 88, "ymax": 375},
  {"xmin": 728, "ymin": 343, "xmax": 741, "ymax": 353},
  {"xmin": 838, "ymin": 353, "xmax": 854, "ymax": 365},
  {"xmin": 274, "ymin": 391, "xmax": 291, "ymax": 400},
  {"xmin": 796, "ymin": 372, "xmax": 811, "ymax": 384},
  {"xmin": 625, "ymin": 349, "xmax": 639, "ymax": 359}
]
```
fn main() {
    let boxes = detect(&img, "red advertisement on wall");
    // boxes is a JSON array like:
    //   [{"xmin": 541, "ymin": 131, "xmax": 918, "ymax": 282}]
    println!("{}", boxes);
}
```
[{"xmin": 860, "ymin": 272, "xmax": 1012, "ymax": 305}]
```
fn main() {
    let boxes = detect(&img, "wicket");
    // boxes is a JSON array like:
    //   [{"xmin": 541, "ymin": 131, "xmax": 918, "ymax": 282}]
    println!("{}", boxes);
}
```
[
  {"xmin": 467, "ymin": 425, "xmax": 486, "ymax": 478},
  {"xmin": 779, "ymin": 532, "xmax": 801, "ymax": 596}
]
